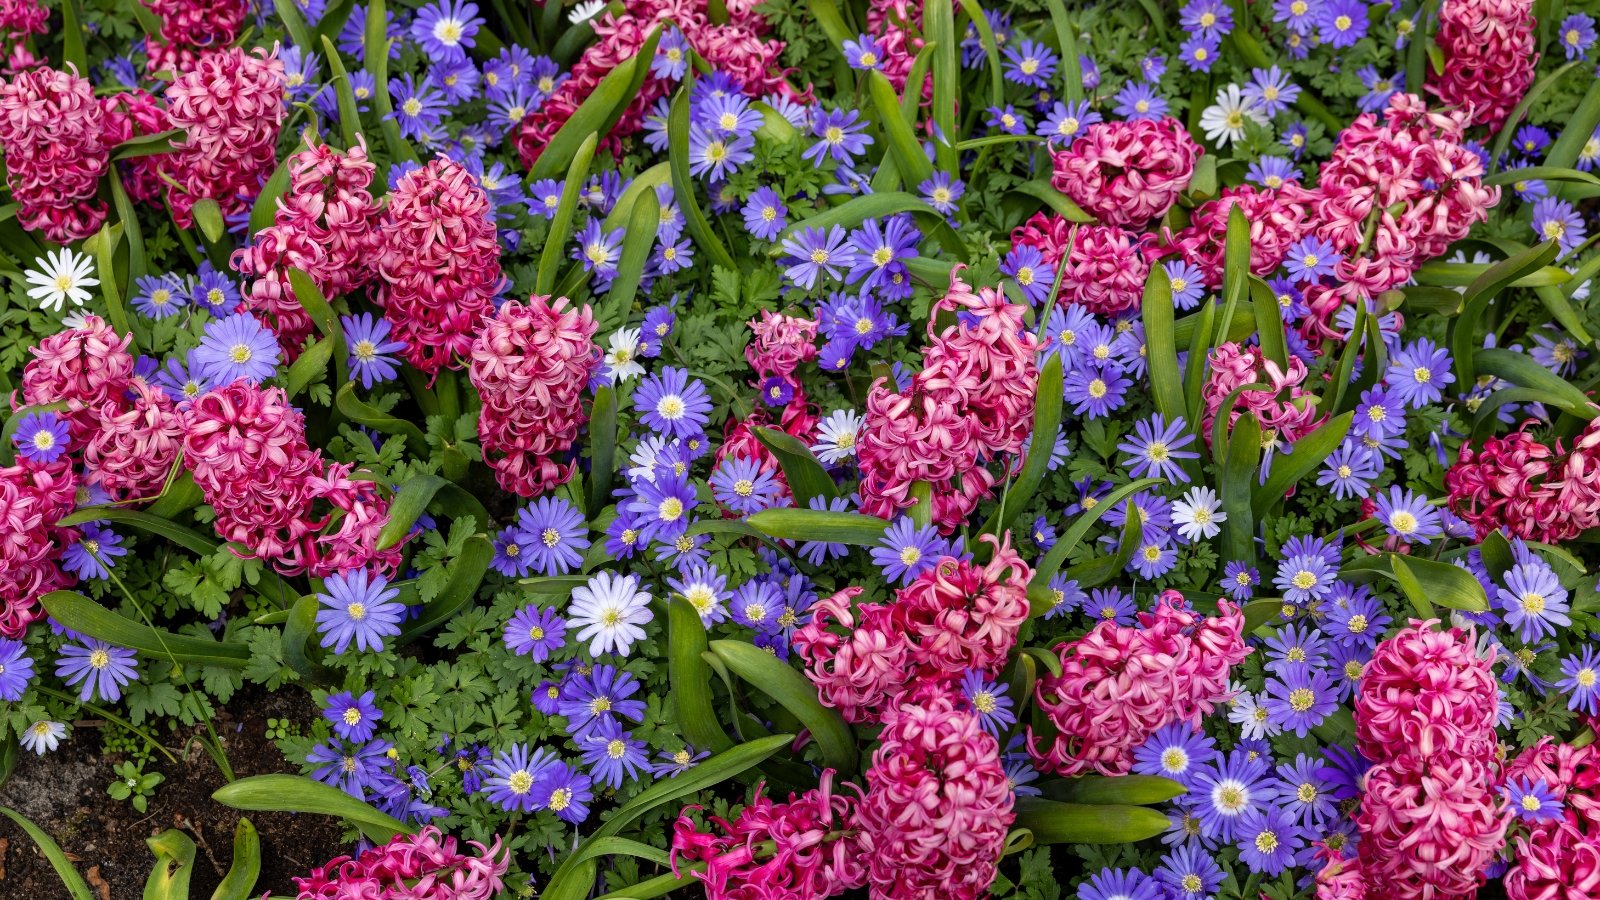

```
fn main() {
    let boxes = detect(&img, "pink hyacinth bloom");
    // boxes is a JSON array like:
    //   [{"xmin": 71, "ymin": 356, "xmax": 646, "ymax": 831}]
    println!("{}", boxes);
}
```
[
  {"xmin": 1049, "ymin": 118, "xmax": 1200, "ymax": 228},
  {"xmin": 0, "ymin": 65, "xmax": 116, "ymax": 244},
  {"xmin": 1030, "ymin": 591, "xmax": 1249, "ymax": 777},
  {"xmin": 670, "ymin": 769, "xmax": 869, "ymax": 900},
  {"xmin": 1200, "ymin": 341, "xmax": 1325, "ymax": 447},
  {"xmin": 162, "ymin": 46, "xmax": 286, "ymax": 229},
  {"xmin": 1353, "ymin": 619, "xmax": 1500, "ymax": 764},
  {"xmin": 100, "ymin": 88, "xmax": 173, "ymax": 206},
  {"xmin": 1013, "ymin": 218, "xmax": 1152, "ymax": 317},
  {"xmin": 142, "ymin": 0, "xmax": 250, "ymax": 76},
  {"xmin": 182, "ymin": 380, "xmax": 400, "ymax": 576},
  {"xmin": 20, "ymin": 316, "xmax": 137, "ymax": 442},
  {"xmin": 0, "ymin": 0, "xmax": 46, "ymax": 40},
  {"xmin": 1445, "ymin": 423, "xmax": 1577, "ymax": 542},
  {"xmin": 378, "ymin": 157, "xmax": 506, "ymax": 375},
  {"xmin": 894, "ymin": 534, "xmax": 1031, "ymax": 678},
  {"xmin": 793, "ymin": 588, "xmax": 915, "ymax": 724},
  {"xmin": 1312, "ymin": 848, "xmax": 1368, "ymax": 900},
  {"xmin": 855, "ymin": 693, "xmax": 1013, "ymax": 900},
  {"xmin": 855, "ymin": 270, "xmax": 1037, "ymax": 530},
  {"xmin": 1162, "ymin": 183, "xmax": 1314, "ymax": 285},
  {"xmin": 1500, "ymin": 740, "xmax": 1600, "ymax": 900},
  {"xmin": 83, "ymin": 379, "xmax": 187, "ymax": 502},
  {"xmin": 1354, "ymin": 755, "xmax": 1510, "ymax": 900},
  {"xmin": 294, "ymin": 825, "xmax": 509, "ymax": 899},
  {"xmin": 1429, "ymin": 0, "xmax": 1537, "ymax": 131},
  {"xmin": 0, "ymin": 457, "xmax": 78, "ymax": 638},
  {"xmin": 469, "ymin": 295, "xmax": 600, "ymax": 498},
  {"xmin": 516, "ymin": 0, "xmax": 791, "ymax": 168},
  {"xmin": 233, "ymin": 138, "xmax": 385, "ymax": 357}
]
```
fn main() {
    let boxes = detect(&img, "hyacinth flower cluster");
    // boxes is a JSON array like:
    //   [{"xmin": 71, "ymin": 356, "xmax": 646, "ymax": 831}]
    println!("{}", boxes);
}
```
[
  {"xmin": 0, "ymin": 65, "xmax": 119, "ymax": 243},
  {"xmin": 292, "ymin": 826, "xmax": 509, "ymax": 899}
]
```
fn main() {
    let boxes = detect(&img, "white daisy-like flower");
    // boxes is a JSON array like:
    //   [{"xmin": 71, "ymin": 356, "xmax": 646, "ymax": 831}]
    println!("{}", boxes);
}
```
[
  {"xmin": 569, "ymin": 0, "xmax": 606, "ymax": 23},
  {"xmin": 1198, "ymin": 84, "xmax": 1269, "ymax": 147},
  {"xmin": 24, "ymin": 248, "xmax": 99, "ymax": 312},
  {"xmin": 60, "ymin": 310, "xmax": 92, "ymax": 331},
  {"xmin": 627, "ymin": 434, "xmax": 670, "ymax": 484},
  {"xmin": 811, "ymin": 409, "xmax": 864, "ymax": 464},
  {"xmin": 567, "ymin": 572, "xmax": 654, "ymax": 657},
  {"xmin": 604, "ymin": 327, "xmax": 646, "ymax": 384},
  {"xmin": 1226, "ymin": 690, "xmax": 1281, "ymax": 741},
  {"xmin": 20, "ymin": 720, "xmax": 66, "ymax": 755},
  {"xmin": 1172, "ymin": 485, "xmax": 1227, "ymax": 542}
]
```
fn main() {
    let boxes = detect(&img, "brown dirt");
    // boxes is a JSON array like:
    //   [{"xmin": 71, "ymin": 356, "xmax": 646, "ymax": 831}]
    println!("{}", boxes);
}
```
[{"xmin": 0, "ymin": 685, "xmax": 346, "ymax": 898}]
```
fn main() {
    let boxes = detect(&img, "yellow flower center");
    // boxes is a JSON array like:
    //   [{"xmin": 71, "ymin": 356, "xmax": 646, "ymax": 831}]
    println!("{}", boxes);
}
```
[
  {"xmin": 1288, "ymin": 687, "xmax": 1315, "ymax": 712},
  {"xmin": 347, "ymin": 602, "xmax": 367, "ymax": 621}
]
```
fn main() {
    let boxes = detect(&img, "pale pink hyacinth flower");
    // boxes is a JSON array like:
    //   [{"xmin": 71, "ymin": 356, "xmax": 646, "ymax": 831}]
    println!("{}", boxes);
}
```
[
  {"xmin": 294, "ymin": 825, "xmax": 509, "ymax": 899},
  {"xmin": 20, "ymin": 316, "xmax": 137, "ymax": 442},
  {"xmin": 793, "ymin": 587, "xmax": 915, "ymax": 724},
  {"xmin": 1029, "ymin": 591, "xmax": 1249, "ymax": 777},
  {"xmin": 469, "ymin": 296, "xmax": 600, "ymax": 498},
  {"xmin": 378, "ymin": 157, "xmax": 507, "ymax": 375},
  {"xmin": 1049, "ymin": 117, "xmax": 1201, "ymax": 228},
  {"xmin": 162, "ymin": 46, "xmax": 286, "ymax": 228},
  {"xmin": 82, "ymin": 379, "xmax": 187, "ymax": 502},
  {"xmin": 1354, "ymin": 755, "xmax": 1510, "ymax": 900},
  {"xmin": 855, "ymin": 693, "xmax": 1014, "ymax": 900},
  {"xmin": 0, "ymin": 65, "xmax": 116, "ymax": 244},
  {"xmin": 1429, "ymin": 0, "xmax": 1537, "ymax": 131},
  {"xmin": 0, "ymin": 457, "xmax": 78, "ymax": 638},
  {"xmin": 1352, "ymin": 619, "xmax": 1500, "ymax": 764}
]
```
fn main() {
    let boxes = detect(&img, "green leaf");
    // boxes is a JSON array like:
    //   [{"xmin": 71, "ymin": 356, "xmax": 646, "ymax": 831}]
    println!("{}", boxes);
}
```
[
  {"xmin": 191, "ymin": 198, "xmax": 226, "ymax": 243},
  {"xmin": 249, "ymin": 151, "xmax": 294, "ymax": 236},
  {"xmin": 61, "ymin": 0, "xmax": 88, "ymax": 72},
  {"xmin": 1532, "ymin": 284, "xmax": 1595, "ymax": 344},
  {"xmin": 1010, "ymin": 181, "xmax": 1095, "ymax": 223},
  {"xmin": 144, "ymin": 829, "xmax": 197, "ymax": 900},
  {"xmin": 1028, "ymin": 479, "xmax": 1161, "ymax": 607},
  {"xmin": 868, "ymin": 70, "xmax": 933, "ymax": 188},
  {"xmin": 1040, "ymin": 775, "xmax": 1186, "ymax": 806},
  {"xmin": 0, "ymin": 806, "xmax": 92, "ymax": 900},
  {"xmin": 285, "ymin": 338, "xmax": 334, "ymax": 399},
  {"xmin": 272, "ymin": 0, "xmax": 316, "ymax": 58},
  {"xmin": 907, "ymin": 481, "xmax": 934, "ymax": 531},
  {"xmin": 1057, "ymin": 500, "xmax": 1142, "ymax": 592},
  {"xmin": 1242, "ymin": 598, "xmax": 1285, "ymax": 633},
  {"xmin": 1486, "ymin": 166, "xmax": 1600, "ymax": 187},
  {"xmin": 1489, "ymin": 61, "xmax": 1580, "ymax": 168},
  {"xmin": 1044, "ymin": 0, "xmax": 1083, "ymax": 104},
  {"xmin": 1474, "ymin": 347, "xmax": 1598, "ymax": 418},
  {"xmin": 1362, "ymin": 554, "xmax": 1490, "ymax": 616},
  {"xmin": 925, "ymin": 0, "xmax": 959, "ymax": 172},
  {"xmin": 980, "ymin": 354, "xmax": 1064, "ymax": 537},
  {"xmin": 1174, "ymin": 303, "xmax": 1254, "ymax": 348},
  {"xmin": 40, "ymin": 591, "xmax": 250, "ymax": 668},
  {"xmin": 1012, "ymin": 797, "xmax": 1171, "ymax": 844},
  {"xmin": 281, "ymin": 593, "xmax": 323, "ymax": 680},
  {"xmin": 320, "ymin": 35, "xmax": 365, "ymax": 150},
  {"xmin": 112, "ymin": 129, "xmax": 184, "ymax": 161},
  {"xmin": 1253, "ymin": 413, "xmax": 1354, "ymax": 513},
  {"xmin": 1214, "ymin": 205, "xmax": 1251, "ymax": 343},
  {"xmin": 708, "ymin": 641, "xmax": 856, "ymax": 774},
  {"xmin": 287, "ymin": 267, "xmax": 347, "ymax": 392},
  {"xmin": 336, "ymin": 382, "xmax": 427, "ymax": 450},
  {"xmin": 537, "ymin": 132, "xmax": 599, "ymax": 296},
  {"xmin": 1480, "ymin": 530, "xmax": 1515, "ymax": 583},
  {"xmin": 377, "ymin": 474, "xmax": 491, "ymax": 551},
  {"xmin": 587, "ymin": 385, "xmax": 618, "ymax": 518},
  {"xmin": 1449, "ymin": 241, "xmax": 1562, "ymax": 388},
  {"xmin": 1143, "ymin": 264, "xmax": 1186, "ymax": 431},
  {"xmin": 1250, "ymin": 276, "xmax": 1289, "ymax": 370},
  {"xmin": 213, "ymin": 775, "xmax": 411, "ymax": 843},
  {"xmin": 210, "ymin": 817, "xmax": 260, "ymax": 900},
  {"xmin": 668, "ymin": 89, "xmax": 737, "ymax": 271},
  {"xmin": 1388, "ymin": 556, "xmax": 1436, "ymax": 618},
  {"xmin": 529, "ymin": 29, "xmax": 661, "ymax": 181},
  {"xmin": 399, "ymin": 535, "xmax": 494, "ymax": 640},
  {"xmin": 745, "ymin": 508, "xmax": 889, "ymax": 545},
  {"xmin": 953, "ymin": 0, "xmax": 1005, "ymax": 111},
  {"xmin": 601, "ymin": 188, "xmax": 661, "ymax": 322},
  {"xmin": 1545, "ymin": 73, "xmax": 1600, "ymax": 171},
  {"xmin": 541, "ymin": 735, "xmax": 794, "ymax": 900},
  {"xmin": 669, "ymin": 598, "xmax": 734, "ymax": 752},
  {"xmin": 365, "ymin": 0, "xmax": 418, "ymax": 167},
  {"xmin": 754, "ymin": 427, "xmax": 840, "ymax": 505},
  {"xmin": 1220, "ymin": 412, "xmax": 1260, "ymax": 566}
]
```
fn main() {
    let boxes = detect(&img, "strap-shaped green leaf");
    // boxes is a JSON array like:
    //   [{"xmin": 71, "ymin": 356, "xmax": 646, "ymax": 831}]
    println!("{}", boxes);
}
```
[
  {"xmin": 376, "ymin": 474, "xmax": 490, "ymax": 551},
  {"xmin": 0, "ymin": 806, "xmax": 92, "ymax": 899},
  {"xmin": 213, "ymin": 775, "xmax": 411, "ymax": 843},
  {"xmin": 754, "ymin": 427, "xmax": 840, "ymax": 505},
  {"xmin": 40, "ymin": 591, "xmax": 250, "ymax": 668},
  {"xmin": 1013, "ymin": 797, "xmax": 1171, "ymax": 844},
  {"xmin": 709, "ymin": 641, "xmax": 856, "ymax": 774},
  {"xmin": 745, "ymin": 508, "xmax": 889, "ymax": 545}
]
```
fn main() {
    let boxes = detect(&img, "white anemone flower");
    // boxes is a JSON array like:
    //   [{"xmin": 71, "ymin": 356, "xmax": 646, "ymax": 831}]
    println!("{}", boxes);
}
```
[
  {"xmin": 24, "ymin": 248, "xmax": 99, "ymax": 312},
  {"xmin": 604, "ymin": 327, "xmax": 646, "ymax": 384},
  {"xmin": 1199, "ymin": 84, "xmax": 1269, "ymax": 147},
  {"xmin": 567, "ymin": 572, "xmax": 654, "ymax": 657}
]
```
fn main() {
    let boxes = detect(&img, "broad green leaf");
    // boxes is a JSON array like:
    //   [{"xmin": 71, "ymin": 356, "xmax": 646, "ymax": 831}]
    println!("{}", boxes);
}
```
[
  {"xmin": 249, "ymin": 150, "xmax": 294, "ymax": 235},
  {"xmin": 1545, "ymin": 73, "xmax": 1600, "ymax": 171},
  {"xmin": 1010, "ymin": 181, "xmax": 1095, "ymax": 223},
  {"xmin": 754, "ymin": 427, "xmax": 840, "ymax": 505},
  {"xmin": 907, "ymin": 480, "xmax": 934, "ymax": 531},
  {"xmin": 668, "ymin": 90, "xmax": 738, "ymax": 270},
  {"xmin": 210, "ymin": 818, "xmax": 261, "ymax": 900},
  {"xmin": 1028, "ymin": 479, "xmax": 1160, "ymax": 608},
  {"xmin": 144, "ymin": 829, "xmax": 197, "ymax": 900},
  {"xmin": 1044, "ymin": 0, "xmax": 1083, "ymax": 103},
  {"xmin": 1475, "ymin": 347, "xmax": 1598, "ymax": 418},
  {"xmin": 1214, "ymin": 206, "xmax": 1250, "ymax": 342},
  {"xmin": 1486, "ymin": 166, "xmax": 1600, "ymax": 187},
  {"xmin": 980, "ymin": 354, "xmax": 1063, "ymax": 537},
  {"xmin": 40, "ymin": 591, "xmax": 250, "ymax": 668},
  {"xmin": 399, "ymin": 535, "xmax": 494, "ymax": 640},
  {"xmin": 272, "ymin": 0, "xmax": 316, "ymax": 57},
  {"xmin": 1012, "ymin": 797, "xmax": 1171, "ymax": 844},
  {"xmin": 1220, "ymin": 412, "xmax": 1260, "ymax": 566},
  {"xmin": 287, "ymin": 268, "xmax": 347, "ymax": 390},
  {"xmin": 600, "ymin": 188, "xmax": 661, "ymax": 322},
  {"xmin": 1242, "ymin": 598, "xmax": 1286, "ymax": 633},
  {"xmin": 213, "ymin": 775, "xmax": 411, "ymax": 843},
  {"xmin": 1250, "ymin": 276, "xmax": 1289, "ymax": 370},
  {"xmin": 1175, "ymin": 303, "xmax": 1254, "ymax": 348},
  {"xmin": 284, "ymin": 338, "xmax": 333, "ymax": 399},
  {"xmin": 1143, "ymin": 265, "xmax": 1186, "ymax": 432},
  {"xmin": 1489, "ymin": 61, "xmax": 1580, "ymax": 168},
  {"xmin": 541, "ymin": 735, "xmax": 793, "ymax": 900},
  {"xmin": 925, "ymin": 0, "xmax": 959, "ymax": 172},
  {"xmin": 1040, "ymin": 775, "xmax": 1186, "ymax": 806},
  {"xmin": 669, "ymin": 598, "xmax": 733, "ymax": 752},
  {"xmin": 709, "ymin": 641, "xmax": 856, "ymax": 774},
  {"xmin": 281, "ymin": 593, "xmax": 323, "ymax": 679},
  {"xmin": 586, "ymin": 385, "xmax": 618, "ymax": 518},
  {"xmin": 1480, "ymin": 530, "xmax": 1515, "ymax": 583},
  {"xmin": 1253, "ymin": 413, "xmax": 1354, "ymax": 513},
  {"xmin": 537, "ymin": 132, "xmax": 599, "ymax": 296},
  {"xmin": 1058, "ymin": 500, "xmax": 1142, "ymax": 591},
  {"xmin": 0, "ymin": 806, "xmax": 93, "ymax": 900},
  {"xmin": 61, "ymin": 0, "xmax": 88, "ymax": 72},
  {"xmin": 336, "ymin": 382, "xmax": 427, "ymax": 450},
  {"xmin": 190, "ymin": 198, "xmax": 225, "ymax": 243},
  {"xmin": 366, "ymin": 0, "xmax": 419, "ymax": 166},
  {"xmin": 320, "ymin": 35, "xmax": 365, "ymax": 150},
  {"xmin": 1533, "ymin": 284, "xmax": 1594, "ymax": 344},
  {"xmin": 1449, "ymin": 241, "xmax": 1561, "ymax": 387},
  {"xmin": 528, "ymin": 27, "xmax": 662, "ymax": 181},
  {"xmin": 377, "ymin": 475, "xmax": 489, "ymax": 550},
  {"xmin": 112, "ymin": 129, "xmax": 183, "ymax": 161},
  {"xmin": 868, "ymin": 70, "xmax": 933, "ymax": 187},
  {"xmin": 745, "ymin": 508, "xmax": 889, "ymax": 545}
]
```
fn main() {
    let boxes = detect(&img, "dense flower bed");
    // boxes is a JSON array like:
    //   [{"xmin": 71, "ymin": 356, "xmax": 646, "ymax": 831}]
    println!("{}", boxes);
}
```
[{"xmin": 3, "ymin": 0, "xmax": 1600, "ymax": 897}]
